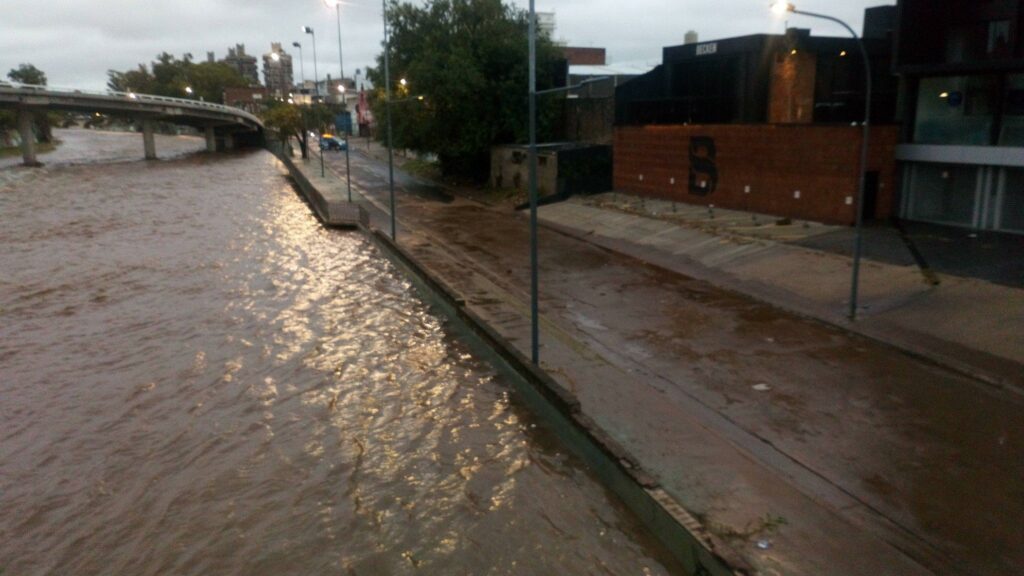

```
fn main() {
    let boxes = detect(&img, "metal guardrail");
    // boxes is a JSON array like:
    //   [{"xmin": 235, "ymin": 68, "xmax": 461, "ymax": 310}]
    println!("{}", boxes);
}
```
[{"xmin": 0, "ymin": 81, "xmax": 263, "ymax": 128}]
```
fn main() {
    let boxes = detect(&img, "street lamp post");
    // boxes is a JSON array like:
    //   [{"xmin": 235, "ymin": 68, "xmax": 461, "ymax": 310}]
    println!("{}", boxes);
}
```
[
  {"xmin": 340, "ymin": 84, "xmax": 352, "ymax": 203},
  {"xmin": 303, "ymin": 26, "xmax": 320, "ymax": 99},
  {"xmin": 324, "ymin": 0, "xmax": 345, "ymax": 89},
  {"xmin": 528, "ymin": 0, "xmax": 539, "ymax": 365},
  {"xmin": 383, "ymin": 0, "xmax": 396, "ymax": 241},
  {"xmin": 771, "ymin": 2, "xmax": 872, "ymax": 320},
  {"xmin": 292, "ymin": 42, "xmax": 306, "ymax": 90}
]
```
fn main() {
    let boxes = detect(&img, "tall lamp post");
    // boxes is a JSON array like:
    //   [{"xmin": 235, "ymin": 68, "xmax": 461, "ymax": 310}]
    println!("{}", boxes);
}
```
[
  {"xmin": 302, "ymin": 26, "xmax": 320, "ymax": 99},
  {"xmin": 292, "ymin": 42, "xmax": 306, "ymax": 90},
  {"xmin": 324, "ymin": 0, "xmax": 346, "ymax": 89},
  {"xmin": 527, "ymin": 1, "xmax": 607, "ymax": 365},
  {"xmin": 528, "ymin": 0, "xmax": 540, "ymax": 365},
  {"xmin": 339, "ymin": 84, "xmax": 352, "ymax": 203},
  {"xmin": 771, "ymin": 2, "xmax": 872, "ymax": 320},
  {"xmin": 382, "ymin": 0, "xmax": 396, "ymax": 240}
]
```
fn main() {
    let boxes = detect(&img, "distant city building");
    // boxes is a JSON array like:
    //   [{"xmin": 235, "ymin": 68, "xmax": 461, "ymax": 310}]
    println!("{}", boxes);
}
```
[
  {"xmin": 536, "ymin": 12, "xmax": 557, "ymax": 41},
  {"xmin": 562, "ymin": 47, "xmax": 606, "ymax": 66},
  {"xmin": 222, "ymin": 44, "xmax": 259, "ymax": 86},
  {"xmin": 262, "ymin": 43, "xmax": 294, "ymax": 99},
  {"xmin": 223, "ymin": 86, "xmax": 271, "ymax": 114}
]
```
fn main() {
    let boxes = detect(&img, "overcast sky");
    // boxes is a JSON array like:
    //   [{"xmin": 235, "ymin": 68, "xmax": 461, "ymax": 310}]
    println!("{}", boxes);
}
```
[{"xmin": 1, "ymin": 0, "xmax": 894, "ymax": 91}]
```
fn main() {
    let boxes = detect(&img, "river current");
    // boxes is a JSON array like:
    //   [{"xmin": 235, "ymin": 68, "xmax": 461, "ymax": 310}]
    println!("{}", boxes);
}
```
[{"xmin": 0, "ymin": 130, "xmax": 674, "ymax": 575}]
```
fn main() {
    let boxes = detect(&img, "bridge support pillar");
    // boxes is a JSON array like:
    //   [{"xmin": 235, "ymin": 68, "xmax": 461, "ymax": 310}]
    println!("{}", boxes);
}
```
[
  {"xmin": 142, "ymin": 119, "xmax": 157, "ymax": 160},
  {"xmin": 17, "ymin": 109, "xmax": 39, "ymax": 167},
  {"xmin": 205, "ymin": 127, "xmax": 216, "ymax": 153},
  {"xmin": 223, "ymin": 132, "xmax": 235, "ymax": 151}
]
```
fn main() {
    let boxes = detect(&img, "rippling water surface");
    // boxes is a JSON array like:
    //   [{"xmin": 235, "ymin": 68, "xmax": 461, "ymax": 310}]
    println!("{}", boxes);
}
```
[{"xmin": 0, "ymin": 135, "xmax": 675, "ymax": 575}]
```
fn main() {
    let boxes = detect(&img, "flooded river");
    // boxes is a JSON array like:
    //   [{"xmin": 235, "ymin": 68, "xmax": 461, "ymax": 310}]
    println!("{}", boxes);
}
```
[{"xmin": 0, "ymin": 131, "xmax": 676, "ymax": 575}]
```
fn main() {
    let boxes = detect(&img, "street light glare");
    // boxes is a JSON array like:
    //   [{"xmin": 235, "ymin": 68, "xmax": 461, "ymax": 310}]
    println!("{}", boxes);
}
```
[
  {"xmin": 400, "ymin": 78, "xmax": 407, "ymax": 87},
  {"xmin": 271, "ymin": 52, "xmax": 281, "ymax": 62},
  {"xmin": 338, "ymin": 84, "xmax": 346, "ymax": 93},
  {"xmin": 770, "ymin": 2, "xmax": 794, "ymax": 15}
]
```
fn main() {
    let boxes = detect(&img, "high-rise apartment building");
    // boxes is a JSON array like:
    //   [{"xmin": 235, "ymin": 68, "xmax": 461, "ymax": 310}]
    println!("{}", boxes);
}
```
[
  {"xmin": 222, "ymin": 44, "xmax": 259, "ymax": 86},
  {"xmin": 262, "ymin": 43, "xmax": 294, "ymax": 99}
]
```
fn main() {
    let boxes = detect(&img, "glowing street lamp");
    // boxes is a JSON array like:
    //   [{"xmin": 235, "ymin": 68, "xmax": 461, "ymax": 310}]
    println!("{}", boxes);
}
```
[
  {"xmin": 184, "ymin": 86, "xmax": 194, "ymax": 97},
  {"xmin": 302, "ymin": 26, "xmax": 320, "ymax": 98},
  {"xmin": 324, "ymin": 0, "xmax": 346, "ymax": 93},
  {"xmin": 770, "ymin": 1, "xmax": 873, "ymax": 320},
  {"xmin": 292, "ymin": 41, "xmax": 307, "ymax": 87}
]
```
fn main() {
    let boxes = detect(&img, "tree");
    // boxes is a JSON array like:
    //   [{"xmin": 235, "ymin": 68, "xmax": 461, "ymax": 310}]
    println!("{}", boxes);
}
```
[
  {"xmin": 366, "ymin": 0, "xmax": 565, "ymax": 180},
  {"xmin": 107, "ymin": 55, "xmax": 248, "ymax": 103},
  {"xmin": 262, "ymin": 103, "xmax": 305, "ymax": 156},
  {"xmin": 7, "ymin": 64, "xmax": 53, "ymax": 142},
  {"xmin": 8, "ymin": 63, "xmax": 47, "ymax": 86}
]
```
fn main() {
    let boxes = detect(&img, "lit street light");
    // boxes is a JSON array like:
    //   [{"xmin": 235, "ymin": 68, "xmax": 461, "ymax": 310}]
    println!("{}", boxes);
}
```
[
  {"xmin": 770, "ymin": 2, "xmax": 873, "ymax": 320},
  {"xmin": 185, "ymin": 86, "xmax": 194, "ymax": 97},
  {"xmin": 292, "ymin": 41, "xmax": 307, "ymax": 88},
  {"xmin": 302, "ymin": 26, "xmax": 320, "ymax": 98},
  {"xmin": 324, "ymin": 0, "xmax": 346, "ymax": 105}
]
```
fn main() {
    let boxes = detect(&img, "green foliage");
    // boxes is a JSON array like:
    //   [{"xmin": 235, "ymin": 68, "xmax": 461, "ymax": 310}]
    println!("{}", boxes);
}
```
[
  {"xmin": 261, "ymin": 103, "xmax": 303, "ymax": 143},
  {"xmin": 7, "ymin": 63, "xmax": 47, "ymax": 86},
  {"xmin": 366, "ymin": 0, "xmax": 565, "ymax": 180},
  {"xmin": 107, "ymin": 55, "xmax": 248, "ymax": 103}
]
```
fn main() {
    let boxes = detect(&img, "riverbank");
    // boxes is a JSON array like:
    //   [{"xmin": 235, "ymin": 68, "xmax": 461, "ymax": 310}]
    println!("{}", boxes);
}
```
[
  {"xmin": 0, "ymin": 140, "xmax": 58, "ymax": 158},
  {"xmin": 299, "ymin": 144, "xmax": 1024, "ymax": 576}
]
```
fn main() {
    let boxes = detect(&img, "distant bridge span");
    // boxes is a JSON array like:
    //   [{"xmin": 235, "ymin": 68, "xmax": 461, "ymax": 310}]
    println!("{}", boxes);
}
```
[{"xmin": 0, "ymin": 82, "xmax": 264, "ymax": 165}]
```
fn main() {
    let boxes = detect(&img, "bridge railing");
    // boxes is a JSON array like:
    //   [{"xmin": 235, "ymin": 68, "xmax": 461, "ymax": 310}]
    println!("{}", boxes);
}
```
[{"xmin": 0, "ymin": 81, "xmax": 262, "ymax": 127}]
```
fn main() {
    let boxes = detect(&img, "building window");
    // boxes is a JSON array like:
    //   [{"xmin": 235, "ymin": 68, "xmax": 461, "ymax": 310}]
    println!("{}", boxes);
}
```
[
  {"xmin": 986, "ymin": 20, "xmax": 1012, "ymax": 58},
  {"xmin": 1000, "ymin": 74, "xmax": 1024, "ymax": 146},
  {"xmin": 905, "ymin": 163, "xmax": 979, "ymax": 226},
  {"xmin": 914, "ymin": 76, "xmax": 997, "ymax": 145}
]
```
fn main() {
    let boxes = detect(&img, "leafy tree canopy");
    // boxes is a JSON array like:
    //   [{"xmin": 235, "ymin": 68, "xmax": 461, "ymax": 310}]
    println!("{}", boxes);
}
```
[
  {"xmin": 107, "ymin": 54, "xmax": 248, "ymax": 103},
  {"xmin": 366, "ymin": 0, "xmax": 565, "ymax": 180},
  {"xmin": 8, "ymin": 63, "xmax": 47, "ymax": 86}
]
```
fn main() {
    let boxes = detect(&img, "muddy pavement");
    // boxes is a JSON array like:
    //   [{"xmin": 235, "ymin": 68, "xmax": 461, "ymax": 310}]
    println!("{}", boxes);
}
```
[{"xmin": 321, "ymin": 148, "xmax": 1024, "ymax": 575}]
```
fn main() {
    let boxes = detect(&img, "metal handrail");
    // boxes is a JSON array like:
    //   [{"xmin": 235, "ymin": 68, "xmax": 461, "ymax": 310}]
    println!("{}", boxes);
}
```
[{"xmin": 0, "ymin": 82, "xmax": 262, "ymax": 127}]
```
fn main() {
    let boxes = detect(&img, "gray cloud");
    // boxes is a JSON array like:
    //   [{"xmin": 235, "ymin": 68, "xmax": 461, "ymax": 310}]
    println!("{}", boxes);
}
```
[{"xmin": 1, "ymin": 0, "xmax": 893, "ymax": 90}]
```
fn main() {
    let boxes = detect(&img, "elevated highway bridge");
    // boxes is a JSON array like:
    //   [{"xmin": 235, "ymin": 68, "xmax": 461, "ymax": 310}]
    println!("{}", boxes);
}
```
[{"xmin": 0, "ymin": 82, "xmax": 264, "ymax": 165}]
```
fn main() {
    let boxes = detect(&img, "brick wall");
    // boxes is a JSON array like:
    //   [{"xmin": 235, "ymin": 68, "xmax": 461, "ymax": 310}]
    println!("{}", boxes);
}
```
[
  {"xmin": 563, "ymin": 47, "xmax": 607, "ymax": 66},
  {"xmin": 768, "ymin": 51, "xmax": 817, "ymax": 123},
  {"xmin": 614, "ymin": 124, "xmax": 900, "ymax": 225}
]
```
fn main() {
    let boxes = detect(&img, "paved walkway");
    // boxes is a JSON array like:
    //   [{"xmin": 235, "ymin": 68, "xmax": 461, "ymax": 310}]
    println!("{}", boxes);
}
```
[
  {"xmin": 539, "ymin": 195, "xmax": 1024, "ymax": 390},
  {"xmin": 297, "ymin": 148, "xmax": 1024, "ymax": 576}
]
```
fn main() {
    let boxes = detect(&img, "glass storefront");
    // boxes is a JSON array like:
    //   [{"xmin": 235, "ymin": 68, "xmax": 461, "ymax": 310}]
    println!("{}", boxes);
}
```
[
  {"xmin": 915, "ymin": 76, "xmax": 997, "ymax": 145},
  {"xmin": 904, "ymin": 163, "xmax": 980, "ymax": 226},
  {"xmin": 903, "ymin": 164, "xmax": 1024, "ymax": 234}
]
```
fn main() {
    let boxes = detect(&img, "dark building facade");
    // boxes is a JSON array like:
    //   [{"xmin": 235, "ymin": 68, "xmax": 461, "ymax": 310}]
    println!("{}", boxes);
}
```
[
  {"xmin": 894, "ymin": 0, "xmax": 1024, "ymax": 233},
  {"xmin": 617, "ymin": 27, "xmax": 897, "ymax": 126},
  {"xmin": 613, "ymin": 9, "xmax": 901, "ymax": 225}
]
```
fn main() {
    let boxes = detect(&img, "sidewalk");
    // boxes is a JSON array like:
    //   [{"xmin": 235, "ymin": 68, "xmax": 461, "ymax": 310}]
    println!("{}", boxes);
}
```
[
  {"xmin": 297, "ymin": 149, "xmax": 1024, "ymax": 575},
  {"xmin": 536, "ymin": 194, "xmax": 1024, "ymax": 390}
]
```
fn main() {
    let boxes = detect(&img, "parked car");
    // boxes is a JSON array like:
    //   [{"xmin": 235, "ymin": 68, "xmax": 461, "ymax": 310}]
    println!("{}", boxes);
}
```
[{"xmin": 319, "ymin": 134, "xmax": 347, "ymax": 151}]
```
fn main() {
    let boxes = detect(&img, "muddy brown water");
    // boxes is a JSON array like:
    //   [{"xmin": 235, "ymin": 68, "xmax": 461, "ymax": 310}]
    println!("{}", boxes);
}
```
[{"xmin": 0, "ymin": 132, "xmax": 677, "ymax": 575}]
